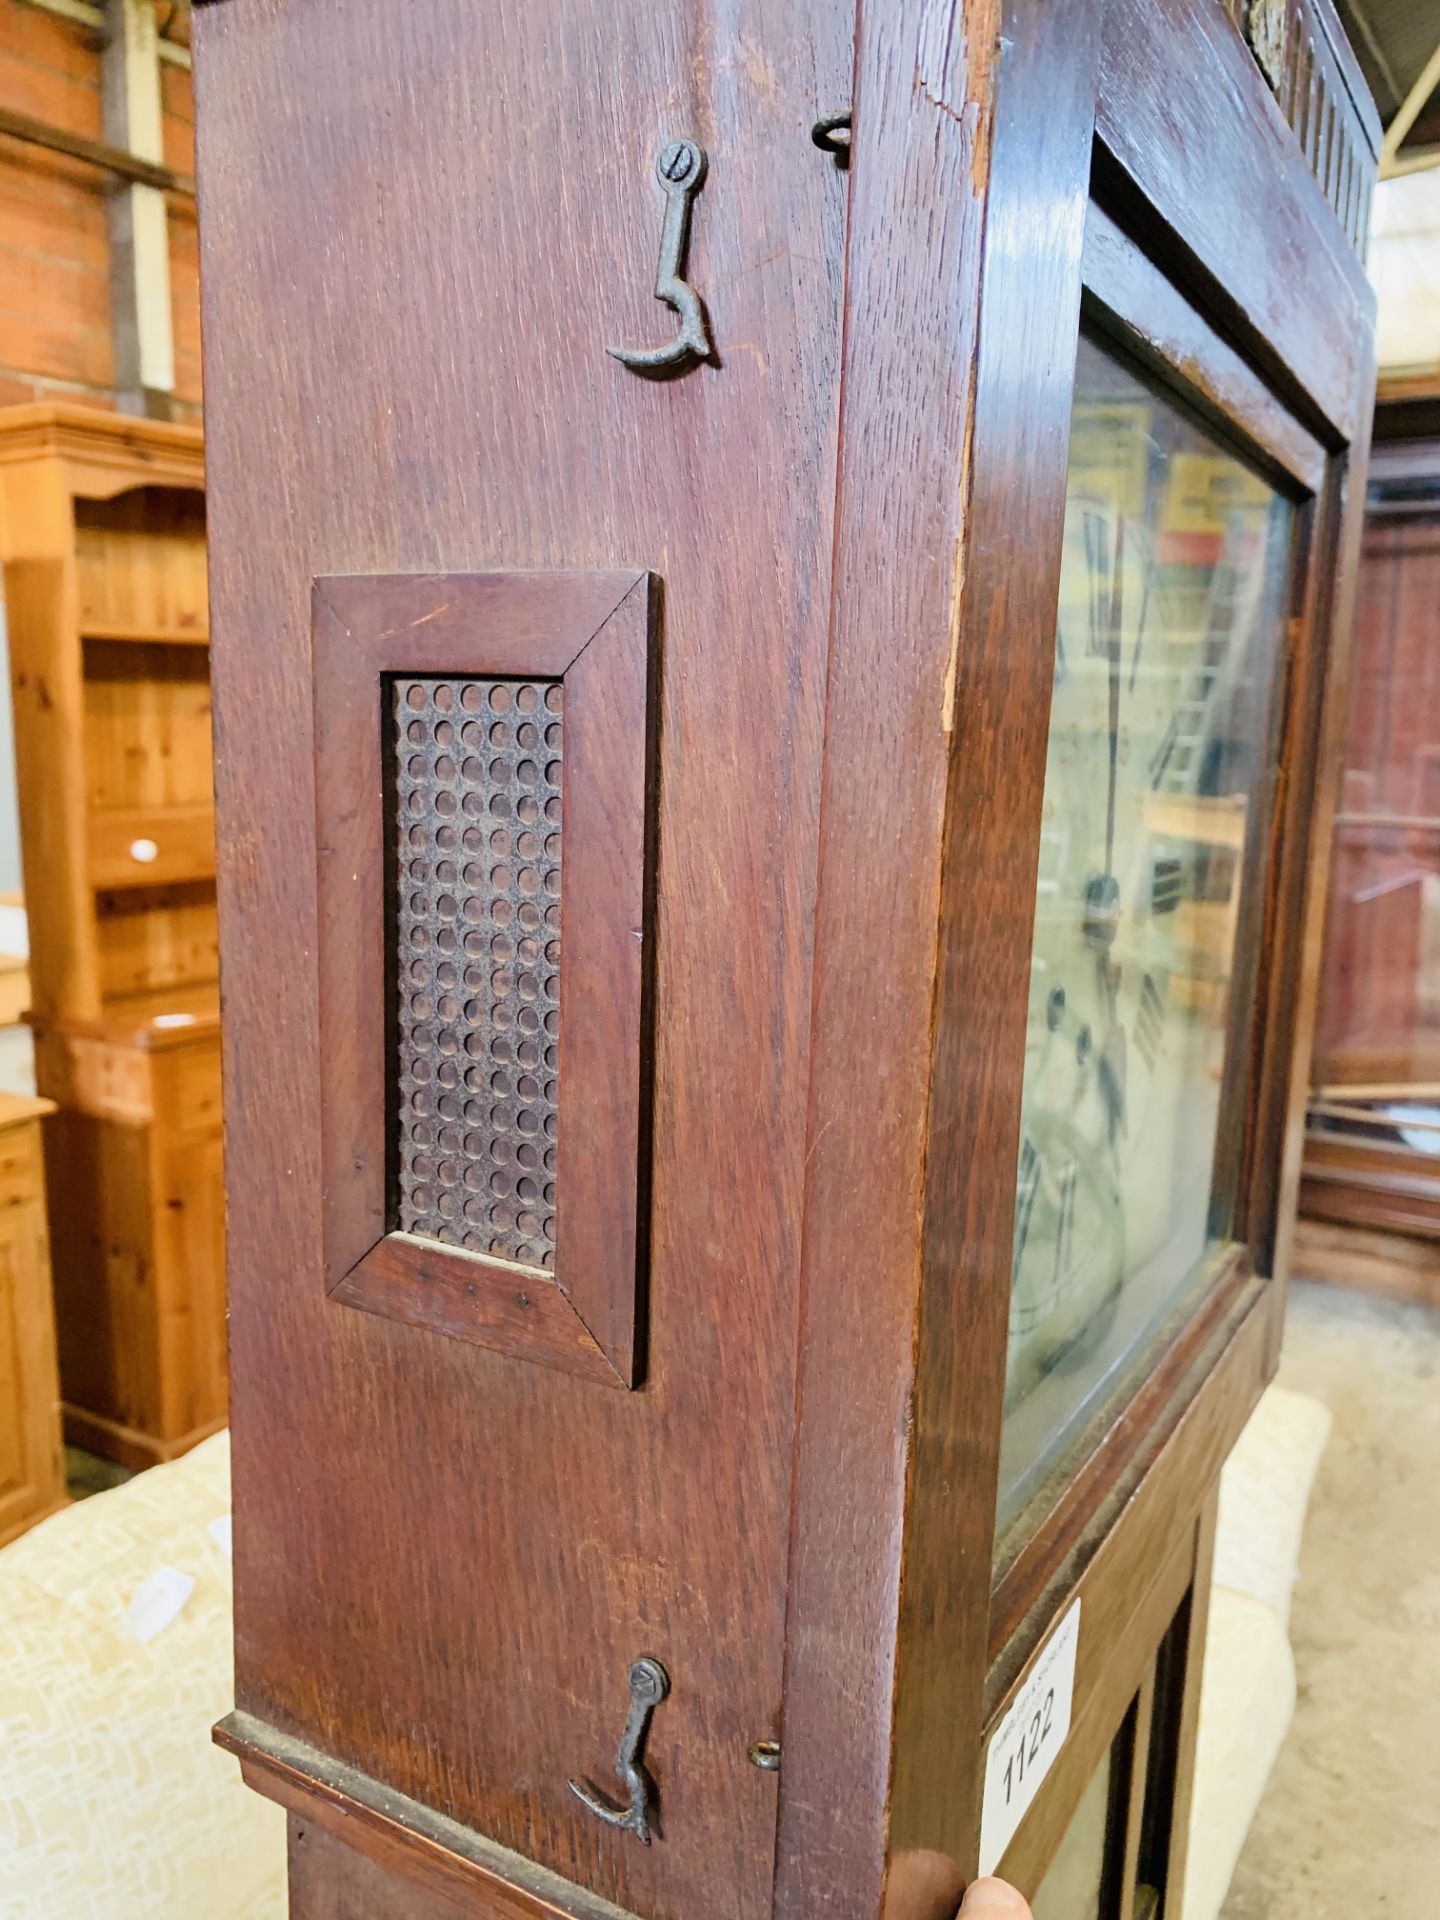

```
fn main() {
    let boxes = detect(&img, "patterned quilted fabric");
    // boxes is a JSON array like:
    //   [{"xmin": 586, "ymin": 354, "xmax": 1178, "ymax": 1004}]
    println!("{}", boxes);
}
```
[
  {"xmin": 0, "ymin": 1390, "xmax": 1333, "ymax": 1918},
  {"xmin": 1213, "ymin": 1383, "xmax": 1333, "ymax": 1630},
  {"xmin": 0, "ymin": 1433, "xmax": 285, "ymax": 1920},
  {"xmin": 1183, "ymin": 1383, "xmax": 1333, "ymax": 1920},
  {"xmin": 1183, "ymin": 1589, "xmax": 1296, "ymax": 1920}
]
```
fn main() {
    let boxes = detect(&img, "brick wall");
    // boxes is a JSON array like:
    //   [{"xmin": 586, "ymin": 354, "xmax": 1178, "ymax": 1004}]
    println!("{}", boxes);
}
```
[{"xmin": 0, "ymin": 0, "xmax": 200, "ymax": 417}]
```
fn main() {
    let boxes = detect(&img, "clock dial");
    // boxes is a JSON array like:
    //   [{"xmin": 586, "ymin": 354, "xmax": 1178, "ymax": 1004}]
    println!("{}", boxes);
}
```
[{"xmin": 999, "ymin": 331, "xmax": 1293, "ymax": 1528}]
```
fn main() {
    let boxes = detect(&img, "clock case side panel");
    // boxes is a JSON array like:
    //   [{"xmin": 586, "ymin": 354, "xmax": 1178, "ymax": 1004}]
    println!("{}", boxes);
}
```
[{"xmin": 193, "ymin": 0, "xmax": 854, "ymax": 1915}]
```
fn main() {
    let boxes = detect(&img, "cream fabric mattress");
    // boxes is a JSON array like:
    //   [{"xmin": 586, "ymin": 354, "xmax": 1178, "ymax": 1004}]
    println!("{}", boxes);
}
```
[
  {"xmin": 0, "ymin": 1433, "xmax": 285, "ymax": 1920},
  {"xmin": 0, "ymin": 1385, "xmax": 1331, "ymax": 1918},
  {"xmin": 1183, "ymin": 1383, "xmax": 1332, "ymax": 1920}
]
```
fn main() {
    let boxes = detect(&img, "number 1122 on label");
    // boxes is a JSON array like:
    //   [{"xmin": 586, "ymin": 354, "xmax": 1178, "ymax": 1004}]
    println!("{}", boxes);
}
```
[{"xmin": 978, "ymin": 1596, "xmax": 1082, "ymax": 1875}]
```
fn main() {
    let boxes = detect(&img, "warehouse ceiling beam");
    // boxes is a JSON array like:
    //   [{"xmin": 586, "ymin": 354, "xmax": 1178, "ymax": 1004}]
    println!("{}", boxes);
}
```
[
  {"xmin": 103, "ymin": 0, "xmax": 177, "ymax": 416},
  {"xmin": 0, "ymin": 105, "xmax": 194, "ymax": 195},
  {"xmin": 15, "ymin": 0, "xmax": 191, "ymax": 67},
  {"xmin": 1380, "ymin": 32, "xmax": 1440, "ymax": 178}
]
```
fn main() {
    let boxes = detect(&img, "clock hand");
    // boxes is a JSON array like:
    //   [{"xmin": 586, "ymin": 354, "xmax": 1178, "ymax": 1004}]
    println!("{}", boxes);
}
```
[
  {"xmin": 1013, "ymin": 1136, "xmax": 1042, "ymax": 1280},
  {"xmin": 1105, "ymin": 514, "xmax": 1125, "ymax": 882},
  {"xmin": 1083, "ymin": 516, "xmax": 1126, "ymax": 956},
  {"xmin": 1095, "ymin": 955, "xmax": 1128, "ymax": 1143},
  {"xmin": 1097, "ymin": 1016, "xmax": 1127, "ymax": 1143},
  {"xmin": 1128, "ymin": 523, "xmax": 1153, "ymax": 694}
]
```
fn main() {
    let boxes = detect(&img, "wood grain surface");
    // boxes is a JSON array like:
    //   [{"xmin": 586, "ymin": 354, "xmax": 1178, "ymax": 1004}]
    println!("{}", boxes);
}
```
[
  {"xmin": 1098, "ymin": 0, "xmax": 1373, "ymax": 444},
  {"xmin": 218, "ymin": 1717, "xmax": 641, "ymax": 1920},
  {"xmin": 193, "ymin": 0, "xmax": 1377, "ymax": 1910},
  {"xmin": 195, "ymin": 1, "xmax": 851, "ymax": 1912},
  {"xmin": 288, "ymin": 1821, "xmax": 481, "ymax": 1920},
  {"xmin": 0, "ymin": 1094, "xmax": 65, "ymax": 1548},
  {"xmin": 774, "ymin": 0, "xmax": 1002, "ymax": 1904}
]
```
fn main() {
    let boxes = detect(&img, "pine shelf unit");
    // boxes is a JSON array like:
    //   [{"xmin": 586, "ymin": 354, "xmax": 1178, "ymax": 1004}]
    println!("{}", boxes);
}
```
[
  {"xmin": 0, "ymin": 1090, "xmax": 64, "ymax": 1547},
  {"xmin": 0, "ymin": 405, "xmax": 225, "ymax": 1469}
]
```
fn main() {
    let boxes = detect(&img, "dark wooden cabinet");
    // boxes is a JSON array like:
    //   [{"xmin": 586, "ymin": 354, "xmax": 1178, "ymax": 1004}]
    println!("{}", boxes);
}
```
[
  {"xmin": 191, "ymin": 0, "xmax": 1376, "ymax": 1913},
  {"xmin": 1299, "ymin": 390, "xmax": 1440, "ymax": 1277}
]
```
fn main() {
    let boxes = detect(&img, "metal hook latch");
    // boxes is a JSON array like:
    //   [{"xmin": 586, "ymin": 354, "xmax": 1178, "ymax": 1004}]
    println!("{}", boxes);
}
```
[
  {"xmin": 609, "ymin": 141, "xmax": 713, "ymax": 373},
  {"xmin": 567, "ymin": 1655, "xmax": 670, "ymax": 1844},
  {"xmin": 811, "ymin": 111, "xmax": 852, "ymax": 163}
]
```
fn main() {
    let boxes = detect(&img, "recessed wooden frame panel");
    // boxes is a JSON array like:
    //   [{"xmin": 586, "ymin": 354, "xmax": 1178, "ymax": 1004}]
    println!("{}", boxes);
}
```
[{"xmin": 312, "ymin": 570, "xmax": 655, "ymax": 1389}]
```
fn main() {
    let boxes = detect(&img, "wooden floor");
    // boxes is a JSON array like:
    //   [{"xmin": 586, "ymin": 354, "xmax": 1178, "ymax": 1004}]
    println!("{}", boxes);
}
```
[{"xmin": 1291, "ymin": 1215, "xmax": 1440, "ymax": 1308}]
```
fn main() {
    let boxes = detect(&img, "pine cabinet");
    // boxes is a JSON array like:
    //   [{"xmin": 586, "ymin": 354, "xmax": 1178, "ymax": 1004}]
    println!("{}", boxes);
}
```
[
  {"xmin": 0, "ymin": 407, "xmax": 224, "ymax": 1468},
  {"xmin": 0, "ymin": 1091, "xmax": 63, "ymax": 1547}
]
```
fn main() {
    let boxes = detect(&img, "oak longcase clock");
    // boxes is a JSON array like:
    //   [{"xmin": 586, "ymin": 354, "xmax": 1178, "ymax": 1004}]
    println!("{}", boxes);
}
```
[{"xmin": 192, "ymin": 0, "xmax": 1376, "ymax": 1914}]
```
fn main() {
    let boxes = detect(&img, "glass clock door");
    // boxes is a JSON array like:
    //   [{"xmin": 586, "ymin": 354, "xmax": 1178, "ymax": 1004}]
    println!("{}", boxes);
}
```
[{"xmin": 999, "ymin": 328, "xmax": 1295, "ymax": 1529}]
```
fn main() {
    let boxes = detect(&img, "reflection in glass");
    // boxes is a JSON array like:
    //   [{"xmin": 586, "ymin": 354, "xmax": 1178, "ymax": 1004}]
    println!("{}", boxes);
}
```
[
  {"xmin": 1000, "ymin": 329, "xmax": 1292, "ymax": 1529},
  {"xmin": 1030, "ymin": 1745, "xmax": 1114, "ymax": 1920}
]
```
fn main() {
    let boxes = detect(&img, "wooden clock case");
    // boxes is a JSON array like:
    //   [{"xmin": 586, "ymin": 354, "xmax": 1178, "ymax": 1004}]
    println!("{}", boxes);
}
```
[{"xmin": 190, "ymin": 0, "xmax": 1376, "ymax": 1913}]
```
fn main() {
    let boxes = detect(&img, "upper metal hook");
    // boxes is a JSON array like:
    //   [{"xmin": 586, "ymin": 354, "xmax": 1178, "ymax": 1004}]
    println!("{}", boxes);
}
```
[{"xmin": 609, "ymin": 141, "xmax": 714, "ymax": 374}]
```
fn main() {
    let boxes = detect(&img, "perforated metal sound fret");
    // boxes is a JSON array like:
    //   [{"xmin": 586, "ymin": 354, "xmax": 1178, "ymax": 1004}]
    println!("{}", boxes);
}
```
[{"xmin": 392, "ymin": 678, "xmax": 562, "ymax": 1269}]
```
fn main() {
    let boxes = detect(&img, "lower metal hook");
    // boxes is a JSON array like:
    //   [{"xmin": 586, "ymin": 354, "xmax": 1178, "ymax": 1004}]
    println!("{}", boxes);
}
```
[{"xmin": 567, "ymin": 1655, "xmax": 670, "ymax": 1845}]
